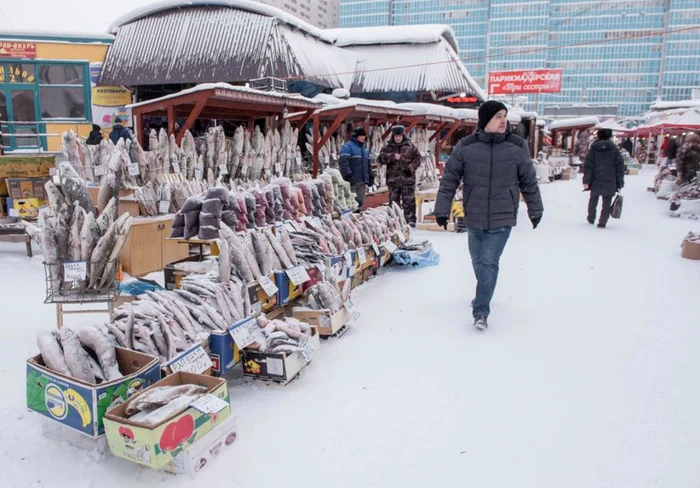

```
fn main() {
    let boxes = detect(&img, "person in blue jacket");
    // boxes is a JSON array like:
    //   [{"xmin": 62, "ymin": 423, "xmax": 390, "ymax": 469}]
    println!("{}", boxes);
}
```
[
  {"xmin": 109, "ymin": 117, "xmax": 132, "ymax": 144},
  {"xmin": 339, "ymin": 127, "xmax": 374, "ymax": 209}
]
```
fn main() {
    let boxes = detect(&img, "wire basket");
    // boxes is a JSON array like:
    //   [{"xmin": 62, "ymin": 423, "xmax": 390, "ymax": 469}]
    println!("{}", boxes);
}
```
[{"xmin": 43, "ymin": 261, "xmax": 121, "ymax": 304}]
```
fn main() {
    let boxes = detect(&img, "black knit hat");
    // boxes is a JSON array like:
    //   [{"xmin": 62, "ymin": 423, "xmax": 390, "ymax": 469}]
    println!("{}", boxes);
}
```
[
  {"xmin": 391, "ymin": 125, "xmax": 405, "ymax": 135},
  {"xmin": 478, "ymin": 101, "xmax": 508, "ymax": 130},
  {"xmin": 597, "ymin": 129, "xmax": 613, "ymax": 140},
  {"xmin": 352, "ymin": 127, "xmax": 367, "ymax": 138}
]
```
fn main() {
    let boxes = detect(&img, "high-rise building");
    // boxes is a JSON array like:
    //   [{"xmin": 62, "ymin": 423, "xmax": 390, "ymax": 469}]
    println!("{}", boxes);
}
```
[
  {"xmin": 256, "ymin": 0, "xmax": 340, "ymax": 28},
  {"xmin": 339, "ymin": 0, "xmax": 700, "ymax": 116}
]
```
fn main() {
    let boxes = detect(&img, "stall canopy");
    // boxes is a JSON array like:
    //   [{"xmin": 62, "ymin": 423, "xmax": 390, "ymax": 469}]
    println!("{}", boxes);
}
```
[
  {"xmin": 126, "ymin": 82, "xmax": 322, "ymax": 145},
  {"xmin": 595, "ymin": 119, "xmax": 631, "ymax": 133},
  {"xmin": 549, "ymin": 117, "xmax": 600, "ymax": 132},
  {"xmin": 665, "ymin": 108, "xmax": 700, "ymax": 130}
]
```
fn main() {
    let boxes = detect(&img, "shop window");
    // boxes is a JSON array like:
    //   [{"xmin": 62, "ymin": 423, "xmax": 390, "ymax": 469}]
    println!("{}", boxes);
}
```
[
  {"xmin": 11, "ymin": 89, "xmax": 36, "ymax": 121},
  {"xmin": 40, "ymin": 86, "xmax": 85, "ymax": 119},
  {"xmin": 39, "ymin": 64, "xmax": 83, "ymax": 85},
  {"xmin": 0, "ymin": 63, "xmax": 35, "ymax": 83}
]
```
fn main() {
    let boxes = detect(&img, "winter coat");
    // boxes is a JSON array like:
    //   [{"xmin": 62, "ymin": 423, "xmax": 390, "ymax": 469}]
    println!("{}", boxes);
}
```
[
  {"xmin": 667, "ymin": 138, "xmax": 679, "ymax": 160},
  {"xmin": 676, "ymin": 141, "xmax": 700, "ymax": 184},
  {"xmin": 339, "ymin": 138, "xmax": 372, "ymax": 185},
  {"xmin": 622, "ymin": 138, "xmax": 633, "ymax": 155},
  {"xmin": 583, "ymin": 139, "xmax": 625, "ymax": 197},
  {"xmin": 378, "ymin": 138, "xmax": 422, "ymax": 188},
  {"xmin": 109, "ymin": 124, "xmax": 132, "ymax": 145},
  {"xmin": 86, "ymin": 129, "xmax": 103, "ymax": 146},
  {"xmin": 435, "ymin": 130, "xmax": 543, "ymax": 230}
]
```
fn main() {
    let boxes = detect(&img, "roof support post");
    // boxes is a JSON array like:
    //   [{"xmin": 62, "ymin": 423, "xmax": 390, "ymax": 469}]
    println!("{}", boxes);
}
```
[
  {"xmin": 295, "ymin": 109, "xmax": 315, "ymax": 130},
  {"xmin": 434, "ymin": 121, "xmax": 460, "ymax": 175},
  {"xmin": 176, "ymin": 93, "xmax": 209, "ymax": 145},
  {"xmin": 167, "ymin": 103, "xmax": 175, "ymax": 137},
  {"xmin": 312, "ymin": 114, "xmax": 321, "ymax": 178},
  {"xmin": 134, "ymin": 107, "xmax": 145, "ymax": 148},
  {"xmin": 429, "ymin": 122, "xmax": 450, "ymax": 142}
]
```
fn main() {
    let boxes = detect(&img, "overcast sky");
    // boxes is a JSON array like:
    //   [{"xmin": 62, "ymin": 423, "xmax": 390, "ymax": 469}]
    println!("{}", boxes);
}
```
[{"xmin": 0, "ymin": 0, "xmax": 157, "ymax": 33}]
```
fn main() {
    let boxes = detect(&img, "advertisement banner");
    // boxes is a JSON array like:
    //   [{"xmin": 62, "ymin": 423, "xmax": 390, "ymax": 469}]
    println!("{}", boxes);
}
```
[
  {"xmin": 0, "ymin": 41, "xmax": 36, "ymax": 59},
  {"xmin": 89, "ymin": 62, "xmax": 132, "ymax": 127},
  {"xmin": 488, "ymin": 69, "xmax": 563, "ymax": 95}
]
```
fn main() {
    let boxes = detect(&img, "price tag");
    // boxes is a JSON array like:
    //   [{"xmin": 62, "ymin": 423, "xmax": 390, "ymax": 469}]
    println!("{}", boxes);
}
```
[
  {"xmin": 275, "ymin": 163, "xmax": 282, "ymax": 173},
  {"xmin": 228, "ymin": 316, "xmax": 260, "ymax": 349},
  {"xmin": 194, "ymin": 167, "xmax": 202, "ymax": 178},
  {"xmin": 344, "ymin": 299, "xmax": 354, "ymax": 310},
  {"xmin": 298, "ymin": 335, "xmax": 315, "ymax": 362},
  {"xmin": 396, "ymin": 231, "xmax": 407, "ymax": 243},
  {"xmin": 357, "ymin": 247, "xmax": 367, "ymax": 265},
  {"xmin": 344, "ymin": 250, "xmax": 356, "ymax": 276},
  {"xmin": 267, "ymin": 357, "xmax": 284, "ymax": 376},
  {"xmin": 8, "ymin": 208, "xmax": 19, "ymax": 218},
  {"xmin": 63, "ymin": 261, "xmax": 87, "ymax": 281},
  {"xmin": 49, "ymin": 167, "xmax": 57, "ymax": 176},
  {"xmin": 383, "ymin": 240, "xmax": 398, "ymax": 254},
  {"xmin": 94, "ymin": 165, "xmax": 106, "ymax": 176},
  {"xmin": 286, "ymin": 265, "xmax": 311, "ymax": 286},
  {"xmin": 295, "ymin": 156, "xmax": 302, "ymax": 165},
  {"xmin": 241, "ymin": 163, "xmax": 249, "ymax": 175},
  {"xmin": 167, "ymin": 345, "xmax": 213, "ymax": 374},
  {"xmin": 53, "ymin": 175, "xmax": 60, "ymax": 184},
  {"xmin": 219, "ymin": 164, "xmax": 228, "ymax": 175},
  {"xmin": 323, "ymin": 155, "xmax": 330, "ymax": 164},
  {"xmin": 158, "ymin": 200, "xmax": 171, "ymax": 214},
  {"xmin": 128, "ymin": 163, "xmax": 140, "ymax": 176},
  {"xmin": 190, "ymin": 393, "xmax": 229, "ymax": 415},
  {"xmin": 372, "ymin": 243, "xmax": 380, "ymax": 256},
  {"xmin": 258, "ymin": 276, "xmax": 279, "ymax": 298}
]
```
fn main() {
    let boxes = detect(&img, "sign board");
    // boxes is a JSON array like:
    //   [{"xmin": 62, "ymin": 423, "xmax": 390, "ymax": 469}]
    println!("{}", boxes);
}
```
[
  {"xmin": 167, "ymin": 345, "xmax": 213, "ymax": 374},
  {"xmin": 64, "ymin": 262, "xmax": 87, "ymax": 281},
  {"xmin": 159, "ymin": 201, "xmax": 171, "ymax": 214},
  {"xmin": 0, "ymin": 42, "xmax": 36, "ymax": 59},
  {"xmin": 91, "ymin": 86, "xmax": 132, "ymax": 107},
  {"xmin": 258, "ymin": 276, "xmax": 278, "ymax": 298},
  {"xmin": 286, "ymin": 266, "xmax": 311, "ymax": 287},
  {"xmin": 228, "ymin": 317, "xmax": 261, "ymax": 350},
  {"xmin": 128, "ymin": 163, "xmax": 140, "ymax": 176},
  {"xmin": 488, "ymin": 69, "xmax": 563, "ymax": 95}
]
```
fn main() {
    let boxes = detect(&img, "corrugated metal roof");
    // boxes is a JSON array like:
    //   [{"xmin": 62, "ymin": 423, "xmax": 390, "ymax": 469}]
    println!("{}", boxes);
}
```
[
  {"xmin": 347, "ymin": 39, "xmax": 486, "ymax": 100},
  {"xmin": 101, "ymin": 6, "xmax": 347, "ymax": 88}
]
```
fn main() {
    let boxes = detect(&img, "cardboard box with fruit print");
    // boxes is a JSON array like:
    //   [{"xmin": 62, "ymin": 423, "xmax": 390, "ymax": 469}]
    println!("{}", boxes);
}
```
[
  {"xmin": 26, "ymin": 348, "xmax": 160, "ymax": 439},
  {"xmin": 103, "ymin": 372, "xmax": 231, "ymax": 469}
]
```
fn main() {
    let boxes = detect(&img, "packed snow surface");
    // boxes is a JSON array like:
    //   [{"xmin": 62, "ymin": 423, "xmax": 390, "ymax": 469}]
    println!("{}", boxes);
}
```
[{"xmin": 2, "ymin": 168, "xmax": 700, "ymax": 487}]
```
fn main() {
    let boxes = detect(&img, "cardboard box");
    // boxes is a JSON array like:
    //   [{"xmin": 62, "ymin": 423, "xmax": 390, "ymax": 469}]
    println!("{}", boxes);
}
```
[
  {"xmin": 292, "ymin": 307, "xmax": 351, "ymax": 337},
  {"xmin": 162, "ymin": 417, "xmax": 238, "ymax": 475},
  {"xmin": 26, "ymin": 348, "xmax": 161, "ymax": 439},
  {"xmin": 247, "ymin": 275, "xmax": 278, "ymax": 314},
  {"xmin": 104, "ymin": 372, "xmax": 231, "ymax": 469},
  {"xmin": 0, "ymin": 196, "xmax": 6, "ymax": 217},
  {"xmin": 681, "ymin": 237, "xmax": 700, "ymax": 260},
  {"xmin": 13, "ymin": 198, "xmax": 47, "ymax": 218},
  {"xmin": 7, "ymin": 177, "xmax": 49, "ymax": 200},
  {"xmin": 164, "ymin": 255, "xmax": 208, "ymax": 291},
  {"xmin": 0, "ymin": 155, "xmax": 54, "ymax": 178},
  {"xmin": 0, "ymin": 178, "xmax": 8, "ymax": 197},
  {"xmin": 301, "ymin": 265, "xmax": 324, "ymax": 292},
  {"xmin": 208, "ymin": 330, "xmax": 241, "ymax": 376},
  {"xmin": 161, "ymin": 342, "xmax": 213, "ymax": 377},
  {"xmin": 351, "ymin": 270, "xmax": 364, "ymax": 290},
  {"xmin": 274, "ymin": 271, "xmax": 303, "ymax": 305},
  {"xmin": 241, "ymin": 327, "xmax": 320, "ymax": 385}
]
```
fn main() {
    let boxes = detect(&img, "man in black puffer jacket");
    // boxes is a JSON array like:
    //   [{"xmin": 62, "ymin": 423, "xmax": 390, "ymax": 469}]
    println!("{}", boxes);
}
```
[
  {"xmin": 583, "ymin": 128, "xmax": 624, "ymax": 228},
  {"xmin": 435, "ymin": 101, "xmax": 543, "ymax": 331}
]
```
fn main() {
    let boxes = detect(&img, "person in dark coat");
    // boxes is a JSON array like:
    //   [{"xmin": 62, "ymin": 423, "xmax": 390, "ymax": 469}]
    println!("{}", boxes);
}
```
[
  {"xmin": 583, "ymin": 128, "xmax": 625, "ymax": 228},
  {"xmin": 666, "ymin": 137, "xmax": 679, "ymax": 165},
  {"xmin": 622, "ymin": 137, "xmax": 633, "ymax": 155},
  {"xmin": 339, "ymin": 128, "xmax": 373, "ymax": 209},
  {"xmin": 675, "ymin": 133, "xmax": 700, "ymax": 185},
  {"xmin": 378, "ymin": 125, "xmax": 422, "ymax": 226},
  {"xmin": 109, "ymin": 117, "xmax": 132, "ymax": 145},
  {"xmin": 434, "ymin": 101, "xmax": 543, "ymax": 331},
  {"xmin": 86, "ymin": 124, "xmax": 103, "ymax": 145}
]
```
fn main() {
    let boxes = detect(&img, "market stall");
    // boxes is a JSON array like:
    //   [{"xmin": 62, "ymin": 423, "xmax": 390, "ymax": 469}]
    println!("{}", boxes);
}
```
[{"xmin": 548, "ymin": 116, "xmax": 600, "ymax": 172}]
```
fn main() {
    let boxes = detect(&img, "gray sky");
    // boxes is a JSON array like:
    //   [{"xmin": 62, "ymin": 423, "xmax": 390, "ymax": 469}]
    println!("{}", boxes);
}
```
[{"xmin": 0, "ymin": 0, "xmax": 156, "ymax": 33}]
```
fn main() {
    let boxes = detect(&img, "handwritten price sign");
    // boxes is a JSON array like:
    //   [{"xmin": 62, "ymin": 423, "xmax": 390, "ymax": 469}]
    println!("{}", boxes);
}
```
[
  {"xmin": 286, "ymin": 266, "xmax": 311, "ymax": 286},
  {"xmin": 63, "ymin": 262, "xmax": 87, "ymax": 281},
  {"xmin": 168, "ymin": 345, "xmax": 213, "ymax": 374}
]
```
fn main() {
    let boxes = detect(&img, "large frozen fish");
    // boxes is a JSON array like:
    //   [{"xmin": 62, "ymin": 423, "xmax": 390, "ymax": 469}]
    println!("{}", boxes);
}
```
[
  {"xmin": 126, "ymin": 385, "xmax": 209, "ymax": 416},
  {"xmin": 68, "ymin": 205, "xmax": 86, "ymax": 262},
  {"xmin": 77, "ymin": 326, "xmax": 122, "ymax": 381},
  {"xmin": 99, "ymin": 215, "xmax": 133, "ymax": 290},
  {"xmin": 59, "ymin": 327, "xmax": 96, "ymax": 384},
  {"xmin": 80, "ymin": 212, "xmax": 101, "ymax": 262},
  {"xmin": 138, "ymin": 393, "xmax": 207, "ymax": 426},
  {"xmin": 59, "ymin": 162, "xmax": 95, "ymax": 214},
  {"xmin": 44, "ymin": 181, "xmax": 66, "ymax": 213},
  {"xmin": 88, "ymin": 213, "xmax": 127, "ymax": 289},
  {"xmin": 36, "ymin": 330, "xmax": 70, "ymax": 375}
]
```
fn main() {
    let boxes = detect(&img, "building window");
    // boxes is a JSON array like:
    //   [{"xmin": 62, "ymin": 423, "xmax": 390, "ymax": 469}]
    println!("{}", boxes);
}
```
[{"xmin": 38, "ymin": 63, "xmax": 86, "ymax": 119}]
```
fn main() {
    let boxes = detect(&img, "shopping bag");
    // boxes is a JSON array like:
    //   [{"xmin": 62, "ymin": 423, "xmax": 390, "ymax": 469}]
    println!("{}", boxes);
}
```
[{"xmin": 611, "ymin": 192, "xmax": 623, "ymax": 219}]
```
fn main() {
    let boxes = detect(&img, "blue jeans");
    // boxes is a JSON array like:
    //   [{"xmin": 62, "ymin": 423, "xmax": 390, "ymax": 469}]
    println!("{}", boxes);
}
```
[{"xmin": 468, "ymin": 226, "xmax": 512, "ymax": 318}]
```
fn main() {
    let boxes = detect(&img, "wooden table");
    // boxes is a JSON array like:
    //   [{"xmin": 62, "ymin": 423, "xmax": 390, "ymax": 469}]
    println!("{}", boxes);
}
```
[{"xmin": 0, "ymin": 224, "xmax": 32, "ymax": 256}]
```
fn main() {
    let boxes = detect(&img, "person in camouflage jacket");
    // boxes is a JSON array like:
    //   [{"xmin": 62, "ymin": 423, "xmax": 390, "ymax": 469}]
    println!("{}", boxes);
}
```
[
  {"xmin": 676, "ymin": 133, "xmax": 700, "ymax": 185},
  {"xmin": 378, "ymin": 126, "xmax": 422, "ymax": 225}
]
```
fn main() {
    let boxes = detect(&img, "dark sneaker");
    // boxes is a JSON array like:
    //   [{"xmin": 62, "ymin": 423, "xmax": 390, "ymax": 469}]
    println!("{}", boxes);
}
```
[
  {"xmin": 474, "ymin": 316, "xmax": 488, "ymax": 330},
  {"xmin": 587, "ymin": 216, "xmax": 595, "ymax": 224},
  {"xmin": 597, "ymin": 223, "xmax": 606, "ymax": 228}
]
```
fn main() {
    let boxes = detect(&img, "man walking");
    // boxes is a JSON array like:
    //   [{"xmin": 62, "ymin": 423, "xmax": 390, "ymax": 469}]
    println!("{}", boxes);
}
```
[
  {"xmin": 434, "ymin": 101, "xmax": 543, "ymax": 331},
  {"xmin": 378, "ymin": 126, "xmax": 422, "ymax": 226},
  {"xmin": 583, "ymin": 128, "xmax": 625, "ymax": 228},
  {"xmin": 339, "ymin": 127, "xmax": 373, "ymax": 209},
  {"xmin": 109, "ymin": 117, "xmax": 132, "ymax": 145}
]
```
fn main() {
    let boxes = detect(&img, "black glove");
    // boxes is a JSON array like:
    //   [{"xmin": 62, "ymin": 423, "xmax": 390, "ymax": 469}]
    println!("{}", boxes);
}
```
[
  {"xmin": 530, "ymin": 216, "xmax": 541, "ymax": 229},
  {"xmin": 369, "ymin": 174, "xmax": 375, "ymax": 187},
  {"xmin": 436, "ymin": 216, "xmax": 449, "ymax": 230}
]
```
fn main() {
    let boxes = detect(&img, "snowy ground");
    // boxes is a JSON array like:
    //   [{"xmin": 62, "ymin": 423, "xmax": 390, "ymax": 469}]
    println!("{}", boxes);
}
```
[{"xmin": 2, "ymin": 168, "xmax": 699, "ymax": 488}]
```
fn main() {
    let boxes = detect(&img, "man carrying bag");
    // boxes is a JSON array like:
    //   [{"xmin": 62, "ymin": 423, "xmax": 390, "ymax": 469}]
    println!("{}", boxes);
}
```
[{"xmin": 583, "ymin": 128, "xmax": 625, "ymax": 228}]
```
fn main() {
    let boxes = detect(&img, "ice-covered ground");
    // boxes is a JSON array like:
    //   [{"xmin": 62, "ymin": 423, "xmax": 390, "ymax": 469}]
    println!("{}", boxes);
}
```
[{"xmin": 2, "ymin": 168, "xmax": 699, "ymax": 487}]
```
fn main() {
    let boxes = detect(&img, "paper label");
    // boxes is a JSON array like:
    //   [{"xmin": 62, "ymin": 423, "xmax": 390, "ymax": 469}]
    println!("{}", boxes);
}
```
[
  {"xmin": 267, "ymin": 357, "xmax": 284, "ymax": 377},
  {"xmin": 159, "ymin": 201, "xmax": 171, "ymax": 214},
  {"xmin": 344, "ymin": 250, "xmax": 355, "ymax": 275},
  {"xmin": 49, "ymin": 167, "xmax": 57, "ymax": 176},
  {"xmin": 190, "ymin": 393, "xmax": 229, "ymax": 415},
  {"xmin": 128, "ymin": 163, "xmax": 140, "ymax": 176},
  {"xmin": 344, "ymin": 299, "xmax": 354, "ymax": 310},
  {"xmin": 316, "ymin": 262, "xmax": 326, "ymax": 273},
  {"xmin": 241, "ymin": 164, "xmax": 249, "ymax": 175},
  {"xmin": 372, "ymin": 243, "xmax": 380, "ymax": 256},
  {"xmin": 396, "ymin": 231, "xmax": 407, "ymax": 243},
  {"xmin": 94, "ymin": 166, "xmax": 106, "ymax": 176},
  {"xmin": 258, "ymin": 276, "xmax": 279, "ymax": 298},
  {"xmin": 286, "ymin": 265, "xmax": 311, "ymax": 287},
  {"xmin": 228, "ymin": 317, "xmax": 260, "ymax": 350},
  {"xmin": 167, "ymin": 345, "xmax": 213, "ymax": 374},
  {"xmin": 63, "ymin": 261, "xmax": 87, "ymax": 281},
  {"xmin": 172, "ymin": 162, "xmax": 181, "ymax": 173},
  {"xmin": 383, "ymin": 240, "xmax": 398, "ymax": 254},
  {"xmin": 219, "ymin": 164, "xmax": 228, "ymax": 175},
  {"xmin": 295, "ymin": 156, "xmax": 302, "ymax": 165},
  {"xmin": 53, "ymin": 175, "xmax": 60, "ymax": 184},
  {"xmin": 8, "ymin": 208, "xmax": 19, "ymax": 217},
  {"xmin": 275, "ymin": 163, "xmax": 282, "ymax": 173},
  {"xmin": 298, "ymin": 335, "xmax": 315, "ymax": 362},
  {"xmin": 194, "ymin": 167, "xmax": 202, "ymax": 178},
  {"xmin": 352, "ymin": 311, "xmax": 361, "ymax": 322},
  {"xmin": 357, "ymin": 247, "xmax": 367, "ymax": 265}
]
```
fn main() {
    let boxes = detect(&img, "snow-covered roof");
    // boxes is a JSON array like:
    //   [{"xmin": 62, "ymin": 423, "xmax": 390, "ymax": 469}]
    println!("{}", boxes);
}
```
[
  {"xmin": 595, "ymin": 118, "xmax": 630, "ymax": 132},
  {"xmin": 0, "ymin": 29, "xmax": 114, "ymax": 42},
  {"xmin": 126, "ymin": 82, "xmax": 321, "ymax": 110},
  {"xmin": 536, "ymin": 119, "xmax": 546, "ymax": 127},
  {"xmin": 510, "ymin": 108, "xmax": 538, "ymax": 119},
  {"xmin": 452, "ymin": 108, "xmax": 478, "ymax": 121},
  {"xmin": 649, "ymin": 99, "xmax": 700, "ymax": 111},
  {"xmin": 549, "ymin": 117, "xmax": 600, "ymax": 131},
  {"xmin": 398, "ymin": 103, "xmax": 456, "ymax": 119},
  {"xmin": 314, "ymin": 95, "xmax": 410, "ymax": 114},
  {"xmin": 507, "ymin": 112, "xmax": 522, "ymax": 124},
  {"xmin": 326, "ymin": 25, "xmax": 459, "ymax": 52},
  {"xmin": 663, "ymin": 108, "xmax": 700, "ymax": 129}
]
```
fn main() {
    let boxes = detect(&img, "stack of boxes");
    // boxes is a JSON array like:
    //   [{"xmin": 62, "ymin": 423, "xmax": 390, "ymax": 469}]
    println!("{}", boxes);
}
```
[{"xmin": 0, "ymin": 155, "xmax": 54, "ymax": 218}]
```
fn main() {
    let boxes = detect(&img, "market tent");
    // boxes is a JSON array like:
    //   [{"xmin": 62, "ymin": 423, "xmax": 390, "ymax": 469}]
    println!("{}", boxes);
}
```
[
  {"xmin": 665, "ymin": 108, "xmax": 700, "ymax": 130},
  {"xmin": 548, "ymin": 116, "xmax": 600, "ymax": 132},
  {"xmin": 595, "ymin": 118, "xmax": 631, "ymax": 133}
]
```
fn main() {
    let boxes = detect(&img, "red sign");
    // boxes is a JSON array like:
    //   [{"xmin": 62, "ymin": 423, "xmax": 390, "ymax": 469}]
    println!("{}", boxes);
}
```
[
  {"xmin": 446, "ymin": 96, "xmax": 478, "ymax": 104},
  {"xmin": 488, "ymin": 69, "xmax": 562, "ymax": 95},
  {"xmin": 0, "ymin": 41, "xmax": 37, "ymax": 59}
]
